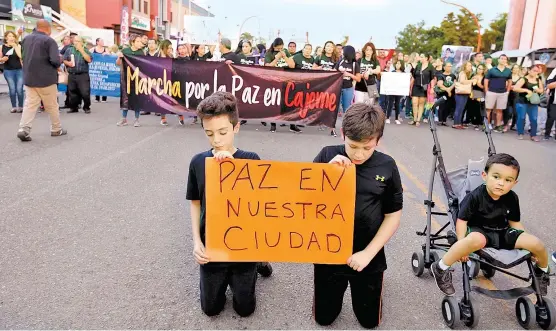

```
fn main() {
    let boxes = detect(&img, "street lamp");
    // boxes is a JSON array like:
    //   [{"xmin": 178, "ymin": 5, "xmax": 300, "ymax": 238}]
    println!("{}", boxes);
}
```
[
  {"xmin": 440, "ymin": 0, "xmax": 482, "ymax": 52},
  {"xmin": 238, "ymin": 15, "xmax": 260, "ymax": 41}
]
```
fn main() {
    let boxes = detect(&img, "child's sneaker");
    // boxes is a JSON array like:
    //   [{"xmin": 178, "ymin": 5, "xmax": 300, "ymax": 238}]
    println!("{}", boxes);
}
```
[
  {"xmin": 430, "ymin": 261, "xmax": 455, "ymax": 296},
  {"xmin": 534, "ymin": 265, "xmax": 550, "ymax": 296},
  {"xmin": 161, "ymin": 119, "xmax": 168, "ymax": 126},
  {"xmin": 133, "ymin": 120, "xmax": 140, "ymax": 127},
  {"xmin": 117, "ymin": 119, "xmax": 128, "ymax": 126},
  {"xmin": 257, "ymin": 262, "xmax": 273, "ymax": 278}
]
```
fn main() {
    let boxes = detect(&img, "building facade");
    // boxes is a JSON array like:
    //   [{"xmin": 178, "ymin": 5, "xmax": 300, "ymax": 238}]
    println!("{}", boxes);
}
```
[{"xmin": 504, "ymin": 0, "xmax": 556, "ymax": 50}]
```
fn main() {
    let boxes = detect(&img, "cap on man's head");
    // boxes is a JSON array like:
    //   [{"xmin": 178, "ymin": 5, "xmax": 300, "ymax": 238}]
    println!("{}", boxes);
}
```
[
  {"xmin": 70, "ymin": 32, "xmax": 77, "ymax": 36},
  {"xmin": 221, "ymin": 38, "xmax": 231, "ymax": 50}
]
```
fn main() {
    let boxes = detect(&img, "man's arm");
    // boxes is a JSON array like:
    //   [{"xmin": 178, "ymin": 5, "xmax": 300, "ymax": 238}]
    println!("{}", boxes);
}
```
[
  {"xmin": 506, "ymin": 78, "xmax": 512, "ymax": 92},
  {"xmin": 48, "ymin": 39, "xmax": 61, "ymax": 68},
  {"xmin": 80, "ymin": 47, "xmax": 92, "ymax": 63}
]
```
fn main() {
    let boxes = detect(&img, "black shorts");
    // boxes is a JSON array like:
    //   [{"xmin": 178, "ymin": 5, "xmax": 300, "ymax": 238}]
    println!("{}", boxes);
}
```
[
  {"xmin": 313, "ymin": 264, "xmax": 384, "ymax": 329},
  {"xmin": 200, "ymin": 262, "xmax": 257, "ymax": 317},
  {"xmin": 468, "ymin": 226, "xmax": 524, "ymax": 250},
  {"xmin": 412, "ymin": 85, "xmax": 426, "ymax": 97}
]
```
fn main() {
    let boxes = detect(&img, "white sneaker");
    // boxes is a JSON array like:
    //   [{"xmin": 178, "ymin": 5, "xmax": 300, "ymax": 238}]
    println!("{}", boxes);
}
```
[
  {"xmin": 116, "ymin": 119, "xmax": 128, "ymax": 126},
  {"xmin": 395, "ymin": 120, "xmax": 401, "ymax": 125},
  {"xmin": 134, "ymin": 120, "xmax": 140, "ymax": 127},
  {"xmin": 386, "ymin": 119, "xmax": 391, "ymax": 124}
]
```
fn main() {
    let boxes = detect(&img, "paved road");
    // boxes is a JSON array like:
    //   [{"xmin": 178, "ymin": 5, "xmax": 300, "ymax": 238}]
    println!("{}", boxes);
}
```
[{"xmin": 0, "ymin": 99, "xmax": 554, "ymax": 329}]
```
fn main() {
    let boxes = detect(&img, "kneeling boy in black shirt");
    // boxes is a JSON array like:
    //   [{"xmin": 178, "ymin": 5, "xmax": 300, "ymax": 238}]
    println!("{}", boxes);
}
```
[
  {"xmin": 312, "ymin": 103, "xmax": 403, "ymax": 329},
  {"xmin": 186, "ymin": 92, "xmax": 272, "ymax": 317},
  {"xmin": 431, "ymin": 153, "xmax": 550, "ymax": 296}
]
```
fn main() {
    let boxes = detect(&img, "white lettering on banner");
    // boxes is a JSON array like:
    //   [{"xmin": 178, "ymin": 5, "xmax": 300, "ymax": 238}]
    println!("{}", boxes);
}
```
[{"xmin": 379, "ymin": 72, "xmax": 411, "ymax": 96}]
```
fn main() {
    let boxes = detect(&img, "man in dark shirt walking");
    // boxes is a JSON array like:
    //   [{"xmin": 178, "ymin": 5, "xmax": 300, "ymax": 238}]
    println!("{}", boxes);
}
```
[
  {"xmin": 17, "ymin": 20, "xmax": 67, "ymax": 142},
  {"xmin": 63, "ymin": 35, "xmax": 93, "ymax": 114}
]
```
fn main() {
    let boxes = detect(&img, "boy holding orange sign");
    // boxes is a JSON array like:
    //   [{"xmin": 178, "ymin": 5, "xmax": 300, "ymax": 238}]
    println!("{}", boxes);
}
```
[
  {"xmin": 186, "ymin": 92, "xmax": 272, "ymax": 317},
  {"xmin": 312, "ymin": 103, "xmax": 403, "ymax": 329}
]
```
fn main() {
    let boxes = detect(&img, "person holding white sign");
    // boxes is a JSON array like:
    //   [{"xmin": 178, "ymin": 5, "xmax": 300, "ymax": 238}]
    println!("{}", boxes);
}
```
[{"xmin": 386, "ymin": 60, "xmax": 405, "ymax": 124}]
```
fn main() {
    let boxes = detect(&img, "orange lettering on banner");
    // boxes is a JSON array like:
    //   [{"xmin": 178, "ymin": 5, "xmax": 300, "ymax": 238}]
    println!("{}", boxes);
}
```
[{"xmin": 205, "ymin": 159, "xmax": 355, "ymax": 264}]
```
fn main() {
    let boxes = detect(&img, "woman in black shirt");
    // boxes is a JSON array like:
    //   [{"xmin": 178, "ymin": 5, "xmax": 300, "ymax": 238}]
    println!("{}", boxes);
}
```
[
  {"xmin": 313, "ymin": 41, "xmax": 339, "ymax": 71},
  {"xmin": 192, "ymin": 44, "xmax": 214, "ymax": 61},
  {"xmin": 1, "ymin": 31, "xmax": 23, "ymax": 113},
  {"xmin": 409, "ymin": 53, "xmax": 434, "ymax": 126}
]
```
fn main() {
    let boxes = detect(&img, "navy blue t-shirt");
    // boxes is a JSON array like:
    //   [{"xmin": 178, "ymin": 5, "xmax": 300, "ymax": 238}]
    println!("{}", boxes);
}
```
[
  {"xmin": 186, "ymin": 149, "xmax": 260, "ymax": 243},
  {"xmin": 313, "ymin": 145, "xmax": 403, "ymax": 273}
]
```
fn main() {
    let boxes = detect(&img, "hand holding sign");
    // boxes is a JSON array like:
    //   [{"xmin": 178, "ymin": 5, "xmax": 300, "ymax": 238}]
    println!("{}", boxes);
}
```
[
  {"xmin": 213, "ymin": 151, "xmax": 234, "ymax": 161},
  {"xmin": 329, "ymin": 155, "xmax": 352, "ymax": 167},
  {"xmin": 205, "ymin": 158, "xmax": 355, "ymax": 264}
]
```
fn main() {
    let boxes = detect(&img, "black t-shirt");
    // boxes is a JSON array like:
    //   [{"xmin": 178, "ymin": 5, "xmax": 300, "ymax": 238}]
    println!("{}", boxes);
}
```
[
  {"xmin": 412, "ymin": 63, "xmax": 434, "ymax": 87},
  {"xmin": 186, "ymin": 149, "xmax": 261, "ymax": 244},
  {"xmin": 315, "ymin": 55, "xmax": 335, "ymax": 71},
  {"xmin": 458, "ymin": 185, "xmax": 520, "ymax": 229},
  {"xmin": 238, "ymin": 53, "xmax": 258, "ymax": 65},
  {"xmin": 313, "ymin": 145, "xmax": 403, "ymax": 273},
  {"xmin": 222, "ymin": 51, "xmax": 241, "ymax": 64},
  {"xmin": 2, "ymin": 44, "xmax": 22, "ymax": 70},
  {"xmin": 194, "ymin": 51, "xmax": 213, "ymax": 61},
  {"xmin": 435, "ymin": 72, "xmax": 456, "ymax": 96},
  {"xmin": 292, "ymin": 53, "xmax": 314, "ymax": 69},
  {"xmin": 335, "ymin": 60, "xmax": 361, "ymax": 89}
]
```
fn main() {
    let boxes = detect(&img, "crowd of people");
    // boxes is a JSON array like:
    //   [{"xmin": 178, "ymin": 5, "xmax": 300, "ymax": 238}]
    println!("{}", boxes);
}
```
[{"xmin": 4, "ymin": 19, "xmax": 556, "ymax": 143}]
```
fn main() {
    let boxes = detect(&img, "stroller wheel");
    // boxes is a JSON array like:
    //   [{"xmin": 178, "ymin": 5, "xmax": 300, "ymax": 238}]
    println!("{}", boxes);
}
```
[
  {"xmin": 516, "ymin": 296, "xmax": 536, "ymax": 329},
  {"xmin": 537, "ymin": 297, "xmax": 556, "ymax": 330},
  {"xmin": 462, "ymin": 297, "xmax": 480, "ymax": 328},
  {"xmin": 411, "ymin": 251, "xmax": 425, "ymax": 277},
  {"xmin": 442, "ymin": 296, "xmax": 461, "ymax": 329},
  {"xmin": 481, "ymin": 265, "xmax": 496, "ymax": 279}
]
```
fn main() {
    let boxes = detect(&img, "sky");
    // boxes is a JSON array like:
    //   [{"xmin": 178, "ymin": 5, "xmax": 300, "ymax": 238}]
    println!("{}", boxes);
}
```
[{"xmin": 190, "ymin": 0, "xmax": 510, "ymax": 50}]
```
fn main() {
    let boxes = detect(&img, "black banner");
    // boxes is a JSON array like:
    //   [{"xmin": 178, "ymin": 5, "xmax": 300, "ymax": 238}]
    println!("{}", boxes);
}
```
[{"xmin": 121, "ymin": 56, "xmax": 343, "ymax": 127}]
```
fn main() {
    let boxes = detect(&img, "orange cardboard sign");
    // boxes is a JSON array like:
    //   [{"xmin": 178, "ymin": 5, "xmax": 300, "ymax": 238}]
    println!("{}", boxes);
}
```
[{"xmin": 205, "ymin": 158, "xmax": 355, "ymax": 264}]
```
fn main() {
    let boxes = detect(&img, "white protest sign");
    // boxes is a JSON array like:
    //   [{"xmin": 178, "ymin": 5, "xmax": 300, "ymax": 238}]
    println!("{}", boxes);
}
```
[{"xmin": 379, "ymin": 72, "xmax": 411, "ymax": 96}]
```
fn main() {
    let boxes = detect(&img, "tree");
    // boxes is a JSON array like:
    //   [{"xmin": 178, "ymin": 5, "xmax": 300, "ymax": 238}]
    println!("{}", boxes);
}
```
[
  {"xmin": 240, "ymin": 32, "xmax": 254, "ymax": 41},
  {"xmin": 481, "ymin": 13, "xmax": 507, "ymax": 52},
  {"xmin": 440, "ymin": 9, "xmax": 483, "ymax": 50},
  {"xmin": 395, "ymin": 21, "xmax": 428, "ymax": 54}
]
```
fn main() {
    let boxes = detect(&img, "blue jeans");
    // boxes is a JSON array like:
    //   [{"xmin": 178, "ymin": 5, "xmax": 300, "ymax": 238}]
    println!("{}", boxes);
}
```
[
  {"xmin": 340, "ymin": 87, "xmax": 354, "ymax": 113},
  {"xmin": 122, "ymin": 109, "xmax": 140, "ymax": 119},
  {"xmin": 4, "ymin": 69, "xmax": 24, "ymax": 108},
  {"xmin": 454, "ymin": 94, "xmax": 469, "ymax": 125},
  {"xmin": 516, "ymin": 103, "xmax": 538, "ymax": 136}
]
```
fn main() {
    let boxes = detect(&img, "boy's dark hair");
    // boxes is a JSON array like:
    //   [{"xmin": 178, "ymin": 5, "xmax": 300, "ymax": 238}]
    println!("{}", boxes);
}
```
[
  {"xmin": 485, "ymin": 153, "xmax": 520, "ymax": 178},
  {"xmin": 342, "ymin": 103, "xmax": 386, "ymax": 142},
  {"xmin": 196, "ymin": 92, "xmax": 239, "ymax": 126}
]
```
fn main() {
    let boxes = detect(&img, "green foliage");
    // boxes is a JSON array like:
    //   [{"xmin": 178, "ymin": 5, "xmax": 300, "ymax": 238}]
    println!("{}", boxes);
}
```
[
  {"xmin": 481, "ymin": 13, "xmax": 507, "ymax": 52},
  {"xmin": 240, "ymin": 32, "xmax": 254, "ymax": 41},
  {"xmin": 396, "ymin": 9, "xmax": 505, "ymax": 55}
]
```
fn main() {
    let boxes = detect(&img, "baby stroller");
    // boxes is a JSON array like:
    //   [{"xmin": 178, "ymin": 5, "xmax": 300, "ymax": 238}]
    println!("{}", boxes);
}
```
[{"xmin": 410, "ymin": 97, "xmax": 555, "ymax": 329}]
